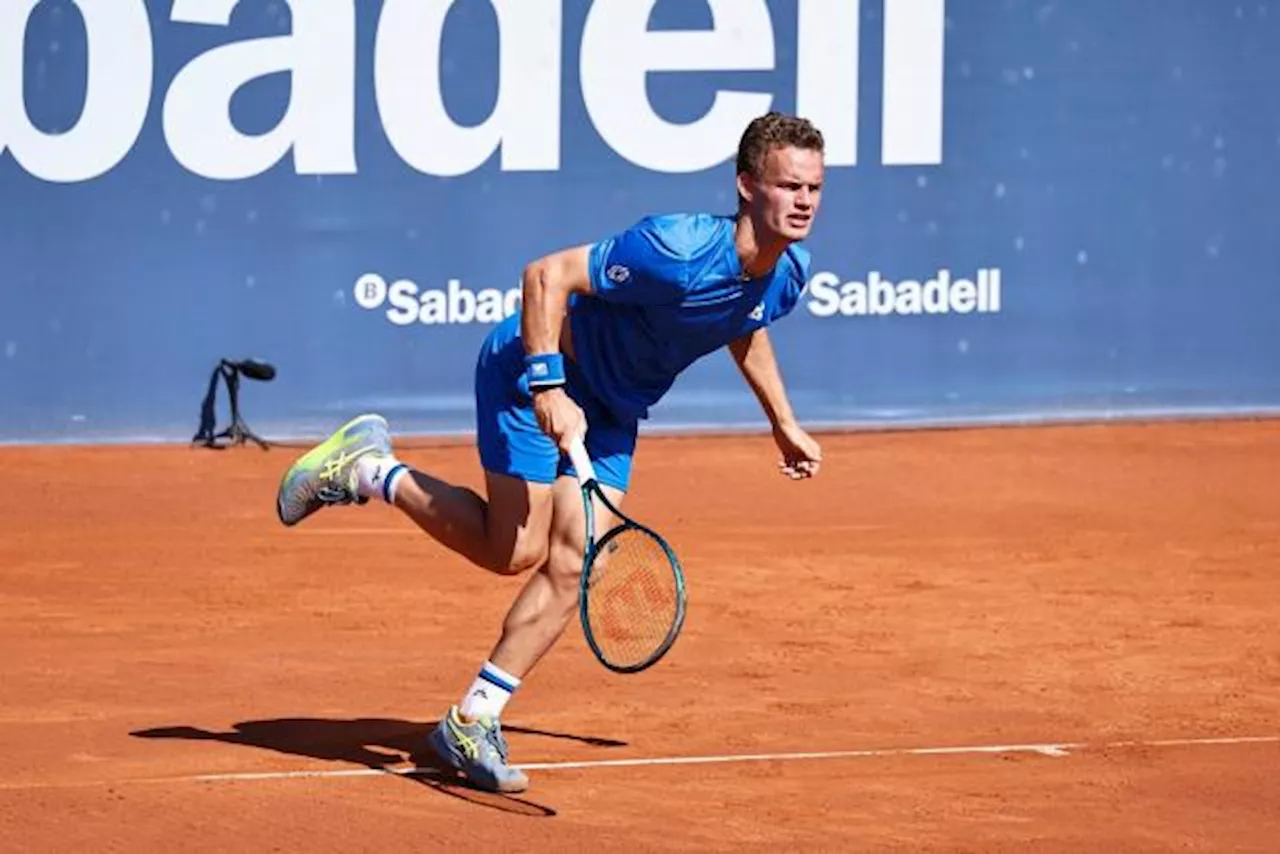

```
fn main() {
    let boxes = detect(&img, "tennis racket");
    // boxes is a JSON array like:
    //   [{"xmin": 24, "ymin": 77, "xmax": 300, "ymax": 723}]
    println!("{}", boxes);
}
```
[{"xmin": 568, "ymin": 437, "xmax": 687, "ymax": 674}]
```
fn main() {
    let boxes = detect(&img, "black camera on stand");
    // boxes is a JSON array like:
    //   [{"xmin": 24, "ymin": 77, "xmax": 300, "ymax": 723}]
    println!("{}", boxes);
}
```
[{"xmin": 192, "ymin": 358, "xmax": 276, "ymax": 450}]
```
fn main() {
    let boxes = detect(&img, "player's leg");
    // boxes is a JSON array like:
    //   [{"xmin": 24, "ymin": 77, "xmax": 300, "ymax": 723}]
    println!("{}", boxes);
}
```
[
  {"xmin": 429, "ymin": 402, "xmax": 636, "ymax": 794},
  {"xmin": 276, "ymin": 423, "xmax": 557, "ymax": 576},
  {"xmin": 426, "ymin": 476, "xmax": 626, "ymax": 794},
  {"xmin": 486, "ymin": 473, "xmax": 626, "ymax": 677},
  {"xmin": 461, "ymin": 394, "xmax": 636, "ymax": 698},
  {"xmin": 275, "ymin": 315, "xmax": 558, "ymax": 576},
  {"xmin": 383, "ymin": 468, "xmax": 554, "ymax": 575},
  {"xmin": 277, "ymin": 421, "xmax": 555, "ymax": 575}
]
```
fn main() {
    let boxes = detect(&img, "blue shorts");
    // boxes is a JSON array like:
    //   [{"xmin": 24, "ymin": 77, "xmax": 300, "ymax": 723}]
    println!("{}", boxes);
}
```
[{"xmin": 475, "ymin": 314, "xmax": 637, "ymax": 492}]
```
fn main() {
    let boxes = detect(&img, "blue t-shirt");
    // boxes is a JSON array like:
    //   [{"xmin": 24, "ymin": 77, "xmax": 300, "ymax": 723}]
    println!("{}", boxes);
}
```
[{"xmin": 568, "ymin": 212, "xmax": 811, "ymax": 421}]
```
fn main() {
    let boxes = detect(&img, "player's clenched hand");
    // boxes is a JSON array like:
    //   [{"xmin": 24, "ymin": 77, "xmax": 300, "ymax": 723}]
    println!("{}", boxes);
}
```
[
  {"xmin": 773, "ymin": 421, "xmax": 822, "ymax": 479},
  {"xmin": 533, "ymin": 387, "xmax": 587, "ymax": 453}
]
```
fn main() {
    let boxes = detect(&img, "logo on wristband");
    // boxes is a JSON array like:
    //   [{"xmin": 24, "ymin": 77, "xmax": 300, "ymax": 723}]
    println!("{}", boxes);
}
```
[{"xmin": 526, "ymin": 353, "xmax": 566, "ymax": 389}]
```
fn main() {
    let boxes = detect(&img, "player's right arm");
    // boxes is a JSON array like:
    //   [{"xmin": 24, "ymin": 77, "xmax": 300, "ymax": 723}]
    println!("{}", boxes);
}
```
[
  {"xmin": 520, "ymin": 216, "xmax": 690, "ymax": 450},
  {"xmin": 521, "ymin": 246, "xmax": 594, "ymax": 452}
]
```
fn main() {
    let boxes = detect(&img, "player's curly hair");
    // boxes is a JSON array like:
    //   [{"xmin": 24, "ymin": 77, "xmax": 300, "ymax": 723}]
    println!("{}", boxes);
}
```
[
  {"xmin": 736, "ymin": 112, "xmax": 824, "ymax": 179},
  {"xmin": 735, "ymin": 112, "xmax": 824, "ymax": 207}
]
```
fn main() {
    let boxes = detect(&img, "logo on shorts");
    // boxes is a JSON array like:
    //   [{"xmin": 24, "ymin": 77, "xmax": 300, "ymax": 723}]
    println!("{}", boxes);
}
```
[
  {"xmin": 606, "ymin": 265, "xmax": 631, "ymax": 284},
  {"xmin": 749, "ymin": 302, "xmax": 765, "ymax": 321}
]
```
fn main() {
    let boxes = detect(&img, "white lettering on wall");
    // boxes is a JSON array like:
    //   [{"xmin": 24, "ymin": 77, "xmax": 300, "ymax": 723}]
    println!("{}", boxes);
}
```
[
  {"xmin": 0, "ymin": 0, "xmax": 152, "ymax": 183},
  {"xmin": 0, "ymin": 0, "xmax": 948, "ymax": 183},
  {"xmin": 882, "ymin": 0, "xmax": 946, "ymax": 166},
  {"xmin": 580, "ymin": 0, "xmax": 774, "ymax": 173},
  {"xmin": 163, "ymin": 0, "xmax": 356, "ymax": 180},
  {"xmin": 796, "ymin": 0, "xmax": 859, "ymax": 166},
  {"xmin": 375, "ymin": 0, "xmax": 562, "ymax": 176}
]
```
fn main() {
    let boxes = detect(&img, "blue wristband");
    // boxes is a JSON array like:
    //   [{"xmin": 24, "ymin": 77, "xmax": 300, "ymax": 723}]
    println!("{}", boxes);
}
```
[{"xmin": 525, "ymin": 352, "xmax": 566, "ymax": 390}]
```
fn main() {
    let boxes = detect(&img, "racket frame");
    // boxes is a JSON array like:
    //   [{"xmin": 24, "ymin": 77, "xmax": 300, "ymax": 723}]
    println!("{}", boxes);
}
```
[{"xmin": 568, "ymin": 438, "xmax": 687, "ymax": 674}]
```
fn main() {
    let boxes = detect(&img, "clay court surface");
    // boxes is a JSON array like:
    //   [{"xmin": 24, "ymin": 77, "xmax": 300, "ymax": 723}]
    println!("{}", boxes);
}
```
[{"xmin": 1, "ymin": 419, "xmax": 1278, "ymax": 851}]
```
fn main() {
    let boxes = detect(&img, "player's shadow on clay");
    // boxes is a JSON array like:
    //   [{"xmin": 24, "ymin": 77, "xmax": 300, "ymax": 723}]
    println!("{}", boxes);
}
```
[{"xmin": 130, "ymin": 717, "xmax": 627, "ymax": 817}]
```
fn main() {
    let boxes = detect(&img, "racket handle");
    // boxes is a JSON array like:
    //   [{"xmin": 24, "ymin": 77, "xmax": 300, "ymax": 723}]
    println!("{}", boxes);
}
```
[{"xmin": 568, "ymin": 435, "xmax": 597, "ymax": 485}]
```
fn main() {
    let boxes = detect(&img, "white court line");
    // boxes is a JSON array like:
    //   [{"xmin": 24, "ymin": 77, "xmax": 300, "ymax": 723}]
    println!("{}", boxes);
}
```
[{"xmin": 174, "ymin": 734, "xmax": 1280, "ymax": 785}]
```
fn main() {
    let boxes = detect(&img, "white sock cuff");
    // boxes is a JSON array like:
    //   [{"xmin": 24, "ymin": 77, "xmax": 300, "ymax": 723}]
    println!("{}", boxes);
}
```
[
  {"xmin": 381, "ymin": 462, "xmax": 408, "ymax": 503},
  {"xmin": 478, "ymin": 660, "xmax": 521, "ymax": 693},
  {"xmin": 459, "ymin": 661, "xmax": 521, "ymax": 721},
  {"xmin": 355, "ymin": 456, "xmax": 408, "ymax": 503}
]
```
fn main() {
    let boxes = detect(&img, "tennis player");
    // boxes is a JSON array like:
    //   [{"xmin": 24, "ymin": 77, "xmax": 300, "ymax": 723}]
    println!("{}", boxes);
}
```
[{"xmin": 276, "ymin": 112, "xmax": 826, "ymax": 793}]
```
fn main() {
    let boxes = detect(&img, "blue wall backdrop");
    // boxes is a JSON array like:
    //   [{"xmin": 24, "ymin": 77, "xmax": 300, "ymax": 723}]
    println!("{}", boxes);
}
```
[{"xmin": 2, "ymin": 0, "xmax": 1278, "ymax": 443}]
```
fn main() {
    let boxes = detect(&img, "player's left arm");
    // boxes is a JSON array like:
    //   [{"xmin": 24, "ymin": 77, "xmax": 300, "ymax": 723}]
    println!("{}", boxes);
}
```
[{"xmin": 728, "ymin": 328, "xmax": 822, "ymax": 479}]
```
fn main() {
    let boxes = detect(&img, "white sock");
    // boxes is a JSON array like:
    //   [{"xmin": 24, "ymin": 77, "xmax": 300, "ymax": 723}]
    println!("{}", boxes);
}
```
[
  {"xmin": 459, "ymin": 660, "xmax": 521, "ymax": 721},
  {"xmin": 355, "ymin": 455, "xmax": 408, "ymax": 503}
]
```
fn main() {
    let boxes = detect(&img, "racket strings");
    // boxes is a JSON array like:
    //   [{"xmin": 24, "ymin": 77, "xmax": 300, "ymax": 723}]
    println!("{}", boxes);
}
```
[{"xmin": 585, "ymin": 527, "xmax": 681, "ymax": 668}]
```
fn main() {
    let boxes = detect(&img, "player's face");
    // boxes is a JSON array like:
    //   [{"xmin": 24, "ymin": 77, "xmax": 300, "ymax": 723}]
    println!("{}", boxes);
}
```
[{"xmin": 745, "ymin": 145, "xmax": 824, "ymax": 242}]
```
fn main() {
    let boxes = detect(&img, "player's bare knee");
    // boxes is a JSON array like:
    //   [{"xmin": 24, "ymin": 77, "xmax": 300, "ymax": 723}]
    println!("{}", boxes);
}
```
[
  {"xmin": 492, "ymin": 541, "xmax": 547, "ymax": 576},
  {"xmin": 545, "ymin": 538, "xmax": 583, "ymax": 585},
  {"xmin": 480, "ymin": 471, "xmax": 555, "ymax": 575}
]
